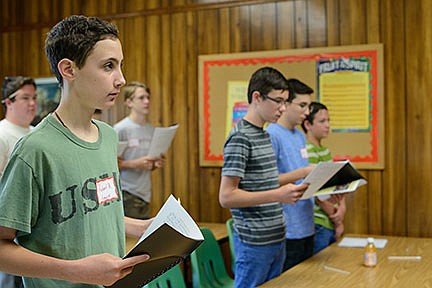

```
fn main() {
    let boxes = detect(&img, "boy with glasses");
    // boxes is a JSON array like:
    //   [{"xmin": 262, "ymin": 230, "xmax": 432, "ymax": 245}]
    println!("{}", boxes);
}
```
[
  {"xmin": 0, "ymin": 15, "xmax": 151, "ymax": 288},
  {"xmin": 0, "ymin": 76, "xmax": 36, "ymax": 288},
  {"xmin": 0, "ymin": 76, "xmax": 37, "ymax": 176},
  {"xmin": 219, "ymin": 67, "xmax": 308, "ymax": 288},
  {"xmin": 266, "ymin": 78, "xmax": 316, "ymax": 271}
]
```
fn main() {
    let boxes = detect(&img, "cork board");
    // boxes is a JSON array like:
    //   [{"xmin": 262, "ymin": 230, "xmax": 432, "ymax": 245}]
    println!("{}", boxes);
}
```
[{"xmin": 198, "ymin": 44, "xmax": 384, "ymax": 169}]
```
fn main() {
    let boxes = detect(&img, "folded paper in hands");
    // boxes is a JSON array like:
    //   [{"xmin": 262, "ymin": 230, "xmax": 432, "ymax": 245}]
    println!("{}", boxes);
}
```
[
  {"xmin": 107, "ymin": 194, "xmax": 203, "ymax": 288},
  {"xmin": 301, "ymin": 161, "xmax": 367, "ymax": 199}
]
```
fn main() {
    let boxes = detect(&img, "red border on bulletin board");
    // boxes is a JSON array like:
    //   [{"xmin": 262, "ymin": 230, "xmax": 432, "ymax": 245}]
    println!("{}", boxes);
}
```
[{"xmin": 199, "ymin": 44, "xmax": 384, "ymax": 169}]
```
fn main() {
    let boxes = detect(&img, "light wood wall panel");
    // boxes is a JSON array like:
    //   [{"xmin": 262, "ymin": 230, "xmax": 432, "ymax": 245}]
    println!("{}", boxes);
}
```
[
  {"xmin": 381, "ymin": 0, "xmax": 407, "ymax": 236},
  {"xmin": 405, "ymin": 0, "xmax": 432, "ymax": 237},
  {"xmin": 1, "ymin": 0, "xmax": 431, "ymax": 238}
]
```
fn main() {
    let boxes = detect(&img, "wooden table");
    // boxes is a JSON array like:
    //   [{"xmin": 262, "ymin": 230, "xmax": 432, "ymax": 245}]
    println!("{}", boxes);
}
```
[{"xmin": 260, "ymin": 234, "xmax": 432, "ymax": 287}]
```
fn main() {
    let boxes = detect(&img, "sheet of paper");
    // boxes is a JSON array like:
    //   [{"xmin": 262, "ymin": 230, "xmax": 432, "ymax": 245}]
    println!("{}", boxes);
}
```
[
  {"xmin": 137, "ymin": 195, "xmax": 203, "ymax": 248},
  {"xmin": 338, "ymin": 237, "xmax": 388, "ymax": 249},
  {"xmin": 147, "ymin": 124, "xmax": 179, "ymax": 157}
]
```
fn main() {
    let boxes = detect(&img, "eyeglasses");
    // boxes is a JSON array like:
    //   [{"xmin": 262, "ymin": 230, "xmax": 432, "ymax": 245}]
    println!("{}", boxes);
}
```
[
  {"xmin": 14, "ymin": 93, "xmax": 38, "ymax": 102},
  {"xmin": 262, "ymin": 94, "xmax": 289, "ymax": 106},
  {"xmin": 2, "ymin": 76, "xmax": 36, "ymax": 103},
  {"xmin": 1, "ymin": 91, "xmax": 37, "ymax": 103}
]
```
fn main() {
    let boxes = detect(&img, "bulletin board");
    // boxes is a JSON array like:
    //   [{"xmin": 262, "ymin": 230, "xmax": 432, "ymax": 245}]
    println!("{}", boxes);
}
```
[{"xmin": 198, "ymin": 44, "xmax": 384, "ymax": 169}]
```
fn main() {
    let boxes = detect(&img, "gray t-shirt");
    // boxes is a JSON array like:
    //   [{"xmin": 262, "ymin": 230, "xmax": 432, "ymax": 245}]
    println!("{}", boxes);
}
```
[{"xmin": 114, "ymin": 117, "xmax": 154, "ymax": 202}]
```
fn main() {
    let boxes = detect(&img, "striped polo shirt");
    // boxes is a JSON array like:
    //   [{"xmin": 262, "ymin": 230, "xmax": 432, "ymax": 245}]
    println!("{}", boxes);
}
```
[{"xmin": 222, "ymin": 119, "xmax": 285, "ymax": 245}]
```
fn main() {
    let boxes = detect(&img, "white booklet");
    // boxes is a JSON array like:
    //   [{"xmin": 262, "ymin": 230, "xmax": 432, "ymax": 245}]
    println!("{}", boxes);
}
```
[
  {"xmin": 107, "ymin": 194, "xmax": 204, "ymax": 288},
  {"xmin": 301, "ymin": 161, "xmax": 367, "ymax": 199},
  {"xmin": 147, "ymin": 124, "xmax": 179, "ymax": 157}
]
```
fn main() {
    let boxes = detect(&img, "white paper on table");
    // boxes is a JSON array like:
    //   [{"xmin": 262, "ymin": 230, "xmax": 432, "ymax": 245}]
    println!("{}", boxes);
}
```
[{"xmin": 338, "ymin": 237, "xmax": 388, "ymax": 249}]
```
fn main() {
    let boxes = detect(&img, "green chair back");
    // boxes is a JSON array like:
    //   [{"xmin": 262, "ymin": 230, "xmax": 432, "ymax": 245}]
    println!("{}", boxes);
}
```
[
  {"xmin": 226, "ymin": 218, "xmax": 236, "ymax": 274},
  {"xmin": 190, "ymin": 227, "xmax": 234, "ymax": 288},
  {"xmin": 143, "ymin": 264, "xmax": 186, "ymax": 288}
]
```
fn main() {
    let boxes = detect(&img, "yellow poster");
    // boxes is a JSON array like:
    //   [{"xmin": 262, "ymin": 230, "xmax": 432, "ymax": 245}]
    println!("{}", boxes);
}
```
[
  {"xmin": 225, "ymin": 81, "xmax": 248, "ymax": 136},
  {"xmin": 319, "ymin": 71, "xmax": 370, "ymax": 130}
]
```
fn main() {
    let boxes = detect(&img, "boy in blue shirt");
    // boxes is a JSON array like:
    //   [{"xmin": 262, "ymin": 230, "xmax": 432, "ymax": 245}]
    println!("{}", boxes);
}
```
[{"xmin": 266, "ymin": 78, "xmax": 315, "ymax": 271}]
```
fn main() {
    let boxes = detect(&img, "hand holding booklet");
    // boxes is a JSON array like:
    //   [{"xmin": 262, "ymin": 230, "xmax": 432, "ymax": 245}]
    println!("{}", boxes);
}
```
[
  {"xmin": 107, "ymin": 194, "xmax": 204, "ymax": 288},
  {"xmin": 300, "ymin": 161, "xmax": 367, "ymax": 199}
]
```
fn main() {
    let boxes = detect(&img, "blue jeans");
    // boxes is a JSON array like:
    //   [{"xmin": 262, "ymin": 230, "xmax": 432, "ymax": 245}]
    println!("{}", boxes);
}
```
[
  {"xmin": 314, "ymin": 224, "xmax": 336, "ymax": 254},
  {"xmin": 233, "ymin": 231, "xmax": 285, "ymax": 288}
]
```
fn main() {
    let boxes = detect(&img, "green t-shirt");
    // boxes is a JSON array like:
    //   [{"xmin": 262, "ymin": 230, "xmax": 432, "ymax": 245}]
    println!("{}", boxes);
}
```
[
  {"xmin": 0, "ymin": 115, "xmax": 125, "ymax": 288},
  {"xmin": 306, "ymin": 141, "xmax": 334, "ymax": 230}
]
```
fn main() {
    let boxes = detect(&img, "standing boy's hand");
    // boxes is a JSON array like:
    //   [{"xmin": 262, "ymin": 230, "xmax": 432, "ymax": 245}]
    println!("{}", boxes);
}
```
[
  {"xmin": 68, "ymin": 253, "xmax": 150, "ymax": 286},
  {"xmin": 153, "ymin": 153, "xmax": 166, "ymax": 169},
  {"xmin": 279, "ymin": 183, "xmax": 308, "ymax": 204}
]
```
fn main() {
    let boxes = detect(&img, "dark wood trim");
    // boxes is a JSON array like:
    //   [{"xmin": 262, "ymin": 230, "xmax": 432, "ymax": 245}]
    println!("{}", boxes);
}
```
[{"xmin": 0, "ymin": 0, "xmax": 289, "ymax": 33}]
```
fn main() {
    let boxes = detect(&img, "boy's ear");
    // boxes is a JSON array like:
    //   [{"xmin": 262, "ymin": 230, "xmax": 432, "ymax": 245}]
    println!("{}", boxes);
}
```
[
  {"xmin": 3, "ymin": 98, "xmax": 12, "ymax": 108},
  {"xmin": 304, "ymin": 119, "xmax": 312, "ymax": 130},
  {"xmin": 252, "ymin": 91, "xmax": 261, "ymax": 103},
  {"xmin": 57, "ymin": 58, "xmax": 76, "ymax": 80},
  {"xmin": 125, "ymin": 98, "xmax": 133, "ymax": 108}
]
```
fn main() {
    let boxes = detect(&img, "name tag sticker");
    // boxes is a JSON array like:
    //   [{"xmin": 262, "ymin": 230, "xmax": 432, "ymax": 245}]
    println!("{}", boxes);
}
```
[
  {"xmin": 128, "ymin": 138, "xmax": 139, "ymax": 147},
  {"xmin": 300, "ymin": 148, "xmax": 308, "ymax": 159},
  {"xmin": 96, "ymin": 176, "xmax": 118, "ymax": 204}
]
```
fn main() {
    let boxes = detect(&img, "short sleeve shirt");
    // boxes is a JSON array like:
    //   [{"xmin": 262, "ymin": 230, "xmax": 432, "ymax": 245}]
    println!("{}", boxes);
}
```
[{"xmin": 222, "ymin": 119, "xmax": 285, "ymax": 245}]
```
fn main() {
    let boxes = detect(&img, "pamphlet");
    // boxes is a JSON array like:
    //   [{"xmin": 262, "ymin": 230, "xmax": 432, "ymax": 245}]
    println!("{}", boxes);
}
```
[
  {"xmin": 107, "ymin": 195, "xmax": 203, "ymax": 288},
  {"xmin": 300, "ymin": 161, "xmax": 367, "ymax": 199}
]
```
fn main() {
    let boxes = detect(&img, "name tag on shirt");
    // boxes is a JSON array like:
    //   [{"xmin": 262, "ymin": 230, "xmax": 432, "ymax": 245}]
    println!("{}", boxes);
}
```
[
  {"xmin": 128, "ymin": 138, "xmax": 140, "ymax": 147},
  {"xmin": 96, "ymin": 176, "xmax": 118, "ymax": 204}
]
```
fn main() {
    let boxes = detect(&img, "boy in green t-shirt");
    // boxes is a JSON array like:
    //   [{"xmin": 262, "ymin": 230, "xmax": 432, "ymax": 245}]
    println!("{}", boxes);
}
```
[
  {"xmin": 301, "ymin": 102, "xmax": 346, "ymax": 254},
  {"xmin": 0, "ymin": 15, "xmax": 152, "ymax": 287}
]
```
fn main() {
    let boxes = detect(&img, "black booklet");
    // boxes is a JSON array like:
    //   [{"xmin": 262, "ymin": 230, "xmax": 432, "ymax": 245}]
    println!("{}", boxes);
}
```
[
  {"xmin": 107, "ymin": 195, "xmax": 204, "ymax": 288},
  {"xmin": 301, "ymin": 161, "xmax": 367, "ymax": 199}
]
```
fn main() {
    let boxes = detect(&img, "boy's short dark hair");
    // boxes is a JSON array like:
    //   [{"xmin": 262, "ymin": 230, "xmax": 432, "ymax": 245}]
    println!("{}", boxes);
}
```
[
  {"xmin": 301, "ymin": 101, "xmax": 328, "ymax": 132},
  {"xmin": 45, "ymin": 15, "xmax": 119, "ymax": 87},
  {"xmin": 247, "ymin": 67, "xmax": 289, "ymax": 104},
  {"xmin": 1, "ymin": 76, "xmax": 36, "ymax": 110},
  {"xmin": 287, "ymin": 78, "xmax": 314, "ymax": 102}
]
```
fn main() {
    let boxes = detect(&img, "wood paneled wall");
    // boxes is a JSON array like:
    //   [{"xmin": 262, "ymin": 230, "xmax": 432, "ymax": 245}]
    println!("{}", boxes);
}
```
[{"xmin": 1, "ymin": 0, "xmax": 431, "ymax": 237}]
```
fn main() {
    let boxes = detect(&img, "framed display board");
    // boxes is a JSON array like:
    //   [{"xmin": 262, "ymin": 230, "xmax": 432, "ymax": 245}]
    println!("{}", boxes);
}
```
[{"xmin": 198, "ymin": 44, "xmax": 384, "ymax": 169}]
